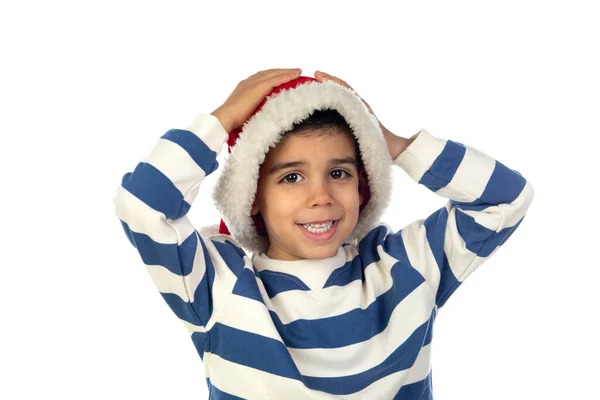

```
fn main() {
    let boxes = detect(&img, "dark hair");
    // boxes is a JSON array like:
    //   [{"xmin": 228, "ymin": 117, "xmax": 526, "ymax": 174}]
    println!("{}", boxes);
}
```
[
  {"xmin": 284, "ymin": 108, "xmax": 364, "ymax": 171},
  {"xmin": 287, "ymin": 108, "xmax": 353, "ymax": 136}
]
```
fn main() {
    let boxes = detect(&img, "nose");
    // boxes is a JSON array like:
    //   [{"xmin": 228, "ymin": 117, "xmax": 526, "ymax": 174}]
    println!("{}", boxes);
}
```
[{"xmin": 308, "ymin": 179, "xmax": 334, "ymax": 208}]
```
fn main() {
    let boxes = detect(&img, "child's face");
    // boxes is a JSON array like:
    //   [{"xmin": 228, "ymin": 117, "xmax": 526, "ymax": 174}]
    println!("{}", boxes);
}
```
[{"xmin": 251, "ymin": 129, "xmax": 363, "ymax": 261}]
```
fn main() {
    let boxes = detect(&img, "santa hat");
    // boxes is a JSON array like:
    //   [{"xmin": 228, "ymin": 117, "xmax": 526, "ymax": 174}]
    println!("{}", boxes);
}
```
[{"xmin": 210, "ymin": 76, "xmax": 392, "ymax": 253}]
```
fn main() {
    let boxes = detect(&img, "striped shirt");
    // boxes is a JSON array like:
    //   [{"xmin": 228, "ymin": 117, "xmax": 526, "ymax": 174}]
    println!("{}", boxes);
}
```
[{"xmin": 113, "ymin": 114, "xmax": 534, "ymax": 399}]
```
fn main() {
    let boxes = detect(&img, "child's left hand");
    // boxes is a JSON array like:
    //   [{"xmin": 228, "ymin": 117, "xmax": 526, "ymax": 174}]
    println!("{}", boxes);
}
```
[{"xmin": 314, "ymin": 71, "xmax": 413, "ymax": 159}]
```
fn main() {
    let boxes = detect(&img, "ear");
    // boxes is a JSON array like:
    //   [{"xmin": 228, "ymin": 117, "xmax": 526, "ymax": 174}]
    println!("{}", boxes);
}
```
[
  {"xmin": 251, "ymin": 176, "xmax": 264, "ymax": 216},
  {"xmin": 357, "ymin": 168, "xmax": 370, "ymax": 210},
  {"xmin": 251, "ymin": 198, "xmax": 260, "ymax": 216}
]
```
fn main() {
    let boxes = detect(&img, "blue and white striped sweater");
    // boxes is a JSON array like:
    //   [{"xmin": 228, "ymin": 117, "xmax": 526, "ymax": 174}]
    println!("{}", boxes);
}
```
[{"xmin": 113, "ymin": 114, "xmax": 533, "ymax": 399}]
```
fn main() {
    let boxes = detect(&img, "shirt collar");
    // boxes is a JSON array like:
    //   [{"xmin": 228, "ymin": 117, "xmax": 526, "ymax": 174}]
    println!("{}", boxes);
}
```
[{"xmin": 251, "ymin": 246, "xmax": 347, "ymax": 292}]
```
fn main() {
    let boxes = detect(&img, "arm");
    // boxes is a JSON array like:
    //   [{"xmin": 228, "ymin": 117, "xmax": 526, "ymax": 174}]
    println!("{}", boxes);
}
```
[
  {"xmin": 309, "ymin": 72, "xmax": 533, "ymax": 307},
  {"xmin": 113, "ymin": 114, "xmax": 247, "ymax": 340},
  {"xmin": 384, "ymin": 129, "xmax": 534, "ymax": 309}
]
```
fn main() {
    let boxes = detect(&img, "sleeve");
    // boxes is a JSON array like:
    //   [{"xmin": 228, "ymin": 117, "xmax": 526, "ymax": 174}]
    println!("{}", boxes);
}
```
[
  {"xmin": 112, "ymin": 113, "xmax": 248, "ymax": 341},
  {"xmin": 385, "ymin": 128, "xmax": 534, "ymax": 309}
]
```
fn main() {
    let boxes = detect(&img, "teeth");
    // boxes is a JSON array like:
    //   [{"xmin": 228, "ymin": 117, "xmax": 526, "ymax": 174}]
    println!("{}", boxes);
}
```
[{"xmin": 301, "ymin": 221, "xmax": 334, "ymax": 233}]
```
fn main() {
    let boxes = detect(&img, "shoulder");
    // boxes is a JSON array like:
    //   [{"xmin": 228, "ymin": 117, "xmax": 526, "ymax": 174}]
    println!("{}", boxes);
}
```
[
  {"xmin": 198, "ymin": 225, "xmax": 246, "ymax": 254},
  {"xmin": 349, "ymin": 223, "xmax": 397, "ymax": 262},
  {"xmin": 197, "ymin": 226, "xmax": 249, "ymax": 276},
  {"xmin": 207, "ymin": 234, "xmax": 247, "ymax": 258},
  {"xmin": 358, "ymin": 223, "xmax": 395, "ymax": 248}
]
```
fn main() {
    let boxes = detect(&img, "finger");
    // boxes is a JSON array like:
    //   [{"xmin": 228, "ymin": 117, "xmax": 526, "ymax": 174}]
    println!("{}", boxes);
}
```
[
  {"xmin": 316, "ymin": 71, "xmax": 371, "ymax": 111},
  {"xmin": 315, "ymin": 71, "xmax": 352, "ymax": 89},
  {"xmin": 242, "ymin": 69, "xmax": 299, "ymax": 86},
  {"xmin": 315, "ymin": 70, "xmax": 333, "ymax": 82},
  {"xmin": 255, "ymin": 68, "xmax": 302, "ymax": 80},
  {"xmin": 255, "ymin": 68, "xmax": 302, "ymax": 87},
  {"xmin": 315, "ymin": 70, "xmax": 344, "ymax": 83}
]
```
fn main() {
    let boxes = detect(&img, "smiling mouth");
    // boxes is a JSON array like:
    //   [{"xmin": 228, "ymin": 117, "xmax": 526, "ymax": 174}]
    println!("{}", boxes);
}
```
[
  {"xmin": 298, "ymin": 218, "xmax": 339, "ymax": 226},
  {"xmin": 297, "ymin": 219, "xmax": 339, "ymax": 237}
]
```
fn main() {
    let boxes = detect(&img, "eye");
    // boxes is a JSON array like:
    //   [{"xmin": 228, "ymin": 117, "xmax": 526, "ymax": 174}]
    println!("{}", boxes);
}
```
[
  {"xmin": 280, "ymin": 173, "xmax": 304, "ymax": 184},
  {"xmin": 330, "ymin": 169, "xmax": 351, "ymax": 179}
]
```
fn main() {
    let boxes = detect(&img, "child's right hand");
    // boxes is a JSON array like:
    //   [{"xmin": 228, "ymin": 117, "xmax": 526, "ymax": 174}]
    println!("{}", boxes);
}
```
[{"xmin": 211, "ymin": 68, "xmax": 303, "ymax": 132}]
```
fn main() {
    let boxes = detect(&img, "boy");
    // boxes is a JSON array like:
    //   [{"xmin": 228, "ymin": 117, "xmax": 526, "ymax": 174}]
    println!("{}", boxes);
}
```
[{"xmin": 113, "ymin": 68, "xmax": 534, "ymax": 399}]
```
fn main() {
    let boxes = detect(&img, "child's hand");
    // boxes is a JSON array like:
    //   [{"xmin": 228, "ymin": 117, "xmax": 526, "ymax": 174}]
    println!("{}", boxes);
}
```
[
  {"xmin": 211, "ymin": 68, "xmax": 302, "ymax": 132},
  {"xmin": 314, "ymin": 71, "xmax": 388, "ymax": 133},
  {"xmin": 314, "ymin": 71, "xmax": 414, "ymax": 159}
]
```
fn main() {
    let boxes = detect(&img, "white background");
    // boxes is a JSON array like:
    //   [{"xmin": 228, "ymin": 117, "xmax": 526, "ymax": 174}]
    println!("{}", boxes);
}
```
[{"xmin": 2, "ymin": 0, "xmax": 598, "ymax": 398}]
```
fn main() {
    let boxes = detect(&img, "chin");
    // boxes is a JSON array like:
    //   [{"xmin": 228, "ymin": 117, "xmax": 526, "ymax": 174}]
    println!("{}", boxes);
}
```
[{"xmin": 300, "ymin": 245, "xmax": 339, "ymax": 260}]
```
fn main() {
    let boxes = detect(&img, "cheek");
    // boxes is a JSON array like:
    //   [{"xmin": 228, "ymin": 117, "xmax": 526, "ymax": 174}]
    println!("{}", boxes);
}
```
[
  {"xmin": 334, "ymin": 184, "xmax": 361, "ymax": 207},
  {"xmin": 262, "ymin": 188, "xmax": 303, "ymax": 217}
]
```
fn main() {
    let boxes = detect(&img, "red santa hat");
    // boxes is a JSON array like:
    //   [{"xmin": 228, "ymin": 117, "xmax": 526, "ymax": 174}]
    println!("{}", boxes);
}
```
[{"xmin": 211, "ymin": 76, "xmax": 392, "ymax": 253}]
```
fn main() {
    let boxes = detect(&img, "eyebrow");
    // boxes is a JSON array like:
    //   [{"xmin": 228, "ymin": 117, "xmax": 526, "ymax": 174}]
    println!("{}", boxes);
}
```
[{"xmin": 268, "ymin": 157, "xmax": 357, "ymax": 174}]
